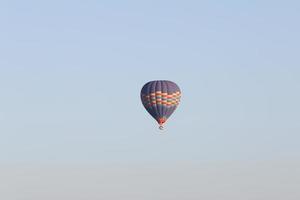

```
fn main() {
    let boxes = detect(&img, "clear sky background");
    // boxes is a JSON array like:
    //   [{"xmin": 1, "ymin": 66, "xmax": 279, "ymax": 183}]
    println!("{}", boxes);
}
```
[{"xmin": 0, "ymin": 1, "xmax": 300, "ymax": 199}]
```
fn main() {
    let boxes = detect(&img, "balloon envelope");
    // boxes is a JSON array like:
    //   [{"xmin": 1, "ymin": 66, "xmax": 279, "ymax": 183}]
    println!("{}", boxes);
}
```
[{"xmin": 141, "ymin": 80, "xmax": 181, "ymax": 129}]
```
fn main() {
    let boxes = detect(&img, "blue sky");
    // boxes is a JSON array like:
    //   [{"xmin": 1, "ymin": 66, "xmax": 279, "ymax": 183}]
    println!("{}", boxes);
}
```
[{"xmin": 0, "ymin": 0, "xmax": 300, "ymax": 165}]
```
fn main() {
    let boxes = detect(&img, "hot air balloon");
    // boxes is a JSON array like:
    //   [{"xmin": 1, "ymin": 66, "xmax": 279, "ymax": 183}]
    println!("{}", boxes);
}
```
[{"xmin": 141, "ymin": 80, "xmax": 181, "ymax": 130}]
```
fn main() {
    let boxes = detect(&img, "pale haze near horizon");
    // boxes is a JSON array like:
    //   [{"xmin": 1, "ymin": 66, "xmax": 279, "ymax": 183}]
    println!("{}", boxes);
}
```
[{"xmin": 0, "ymin": 1, "xmax": 299, "ymax": 199}]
